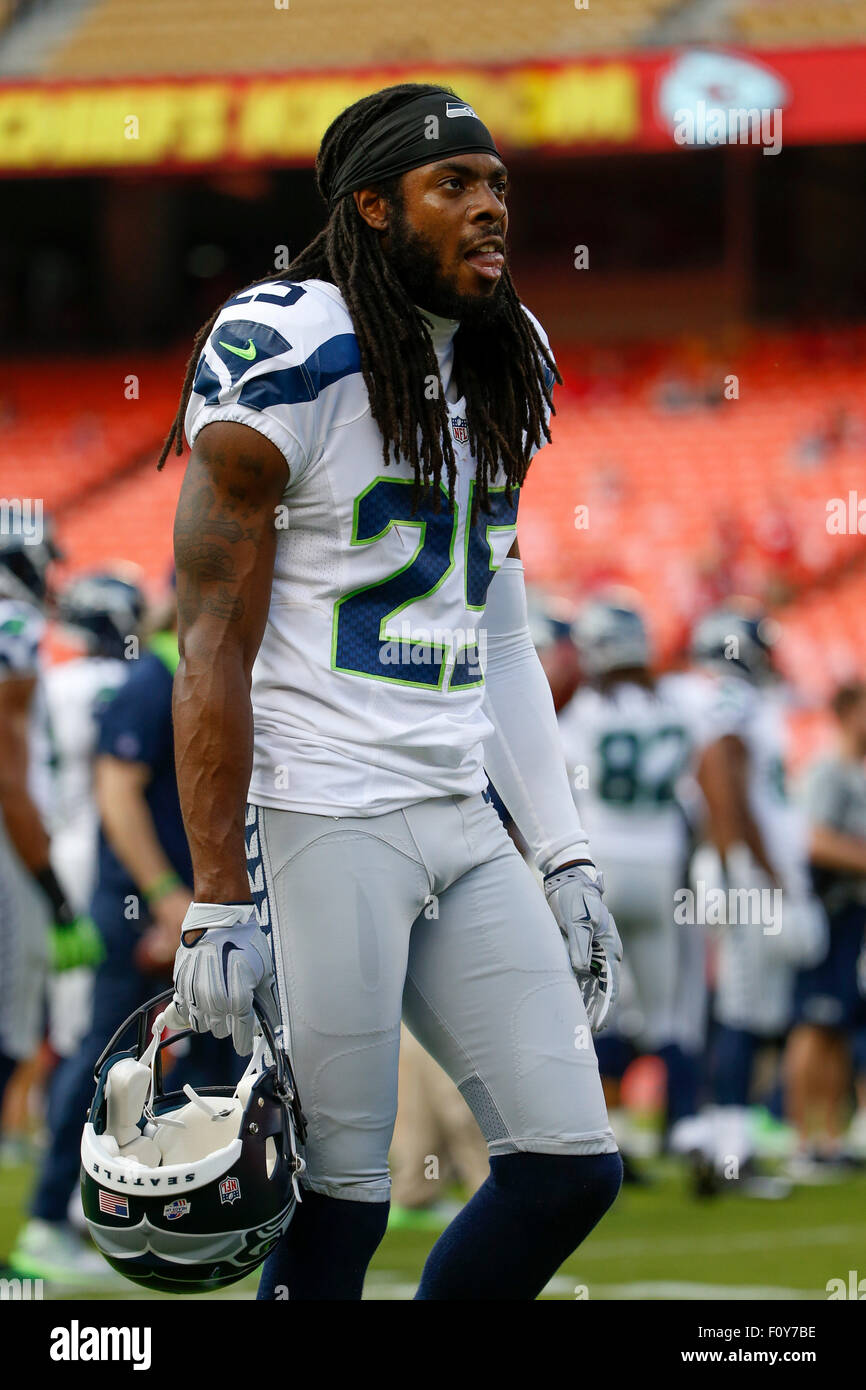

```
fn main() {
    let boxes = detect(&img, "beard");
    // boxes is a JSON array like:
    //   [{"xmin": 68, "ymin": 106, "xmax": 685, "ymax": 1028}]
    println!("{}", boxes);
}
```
[{"xmin": 384, "ymin": 196, "xmax": 509, "ymax": 330}]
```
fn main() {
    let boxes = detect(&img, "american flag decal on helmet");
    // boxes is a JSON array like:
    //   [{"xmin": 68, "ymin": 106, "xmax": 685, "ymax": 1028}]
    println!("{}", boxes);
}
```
[{"xmin": 98, "ymin": 1190, "xmax": 129, "ymax": 1218}]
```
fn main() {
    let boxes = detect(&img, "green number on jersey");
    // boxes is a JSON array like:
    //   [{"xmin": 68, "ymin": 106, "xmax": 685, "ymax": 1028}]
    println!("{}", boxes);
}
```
[
  {"xmin": 597, "ymin": 725, "xmax": 690, "ymax": 806},
  {"xmin": 332, "ymin": 476, "xmax": 517, "ymax": 692}
]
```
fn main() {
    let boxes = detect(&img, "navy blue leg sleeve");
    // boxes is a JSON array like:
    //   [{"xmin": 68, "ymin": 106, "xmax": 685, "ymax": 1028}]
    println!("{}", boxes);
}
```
[
  {"xmin": 0, "ymin": 1050, "xmax": 16, "ymax": 1110},
  {"xmin": 257, "ymin": 1190, "xmax": 390, "ymax": 1301},
  {"xmin": 657, "ymin": 1042, "xmax": 700, "ymax": 1127},
  {"xmin": 415, "ymin": 1150, "xmax": 623, "ymax": 1300},
  {"xmin": 712, "ymin": 1025, "xmax": 756, "ymax": 1107}
]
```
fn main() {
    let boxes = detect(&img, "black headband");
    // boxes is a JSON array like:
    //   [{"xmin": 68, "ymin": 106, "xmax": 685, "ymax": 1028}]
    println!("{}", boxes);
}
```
[{"xmin": 327, "ymin": 90, "xmax": 501, "ymax": 210}]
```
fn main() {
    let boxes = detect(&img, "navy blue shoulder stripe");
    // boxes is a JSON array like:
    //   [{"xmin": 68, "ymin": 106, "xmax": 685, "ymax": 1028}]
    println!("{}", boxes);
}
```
[
  {"xmin": 193, "ymin": 332, "xmax": 362, "ymax": 410},
  {"xmin": 239, "ymin": 333, "xmax": 361, "ymax": 409},
  {"xmin": 192, "ymin": 357, "xmax": 222, "ymax": 403}
]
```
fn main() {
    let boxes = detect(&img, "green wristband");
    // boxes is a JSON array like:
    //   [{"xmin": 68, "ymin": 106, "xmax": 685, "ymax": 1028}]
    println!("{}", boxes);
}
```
[{"xmin": 144, "ymin": 871, "xmax": 183, "ymax": 905}]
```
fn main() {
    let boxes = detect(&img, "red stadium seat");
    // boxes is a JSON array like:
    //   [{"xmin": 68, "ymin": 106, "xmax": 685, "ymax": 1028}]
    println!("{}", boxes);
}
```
[{"xmin": 17, "ymin": 327, "xmax": 864, "ymax": 702}]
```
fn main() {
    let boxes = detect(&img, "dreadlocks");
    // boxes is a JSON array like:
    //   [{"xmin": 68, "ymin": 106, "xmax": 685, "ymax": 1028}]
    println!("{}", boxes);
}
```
[{"xmin": 159, "ymin": 83, "xmax": 560, "ymax": 516}]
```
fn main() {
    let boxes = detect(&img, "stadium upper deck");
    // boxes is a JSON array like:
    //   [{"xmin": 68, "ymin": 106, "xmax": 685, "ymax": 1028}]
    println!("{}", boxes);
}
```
[{"xmin": 1, "ymin": 0, "xmax": 865, "ymax": 80}]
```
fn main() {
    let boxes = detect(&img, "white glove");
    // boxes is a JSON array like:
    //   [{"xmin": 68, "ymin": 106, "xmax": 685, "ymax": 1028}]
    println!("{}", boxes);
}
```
[
  {"xmin": 543, "ymin": 860, "xmax": 622, "ymax": 1033},
  {"xmin": 173, "ymin": 903, "xmax": 278, "ymax": 1056}
]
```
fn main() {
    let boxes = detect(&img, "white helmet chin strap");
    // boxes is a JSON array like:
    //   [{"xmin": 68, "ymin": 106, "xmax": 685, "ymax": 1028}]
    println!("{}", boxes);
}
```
[
  {"xmin": 181, "ymin": 1085, "xmax": 234, "ymax": 1119},
  {"xmin": 139, "ymin": 1005, "xmax": 276, "ymax": 1134},
  {"xmin": 141, "ymin": 1006, "xmax": 186, "ymax": 1130}
]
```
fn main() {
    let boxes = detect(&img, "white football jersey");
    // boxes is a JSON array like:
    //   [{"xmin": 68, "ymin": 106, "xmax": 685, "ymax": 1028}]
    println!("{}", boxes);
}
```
[
  {"xmin": 558, "ymin": 672, "xmax": 717, "ymax": 866},
  {"xmin": 0, "ymin": 596, "xmax": 53, "ymax": 822},
  {"xmin": 704, "ymin": 674, "xmax": 808, "ymax": 891},
  {"xmin": 185, "ymin": 278, "xmax": 552, "ymax": 815},
  {"xmin": 44, "ymin": 655, "xmax": 129, "ymax": 906}
]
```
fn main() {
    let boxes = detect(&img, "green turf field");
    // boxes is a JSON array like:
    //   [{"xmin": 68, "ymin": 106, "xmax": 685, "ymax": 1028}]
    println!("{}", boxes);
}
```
[{"xmin": 2, "ymin": 1159, "xmax": 863, "ymax": 1300}]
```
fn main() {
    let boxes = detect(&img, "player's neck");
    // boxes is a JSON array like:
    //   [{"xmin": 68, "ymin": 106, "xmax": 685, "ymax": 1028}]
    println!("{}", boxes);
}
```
[
  {"xmin": 417, "ymin": 305, "xmax": 459, "ymax": 354},
  {"xmin": 417, "ymin": 305, "xmax": 460, "ymax": 403}
]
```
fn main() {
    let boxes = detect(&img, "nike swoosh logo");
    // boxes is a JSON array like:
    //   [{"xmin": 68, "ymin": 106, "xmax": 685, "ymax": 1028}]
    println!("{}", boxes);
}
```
[
  {"xmin": 221, "ymin": 941, "xmax": 242, "ymax": 991},
  {"xmin": 218, "ymin": 338, "xmax": 257, "ymax": 360}
]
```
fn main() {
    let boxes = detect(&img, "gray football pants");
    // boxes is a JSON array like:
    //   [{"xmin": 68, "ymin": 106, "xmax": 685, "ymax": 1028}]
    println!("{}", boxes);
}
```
[
  {"xmin": 246, "ymin": 790, "xmax": 616, "ymax": 1203},
  {"xmin": 0, "ymin": 815, "xmax": 50, "ymax": 1060}
]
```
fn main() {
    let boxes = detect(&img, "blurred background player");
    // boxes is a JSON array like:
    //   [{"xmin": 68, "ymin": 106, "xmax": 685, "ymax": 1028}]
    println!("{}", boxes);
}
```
[
  {"xmin": 684, "ymin": 601, "xmax": 827, "ymax": 1188},
  {"xmin": 0, "ymin": 532, "xmax": 103, "ymax": 1124},
  {"xmin": 559, "ymin": 592, "xmax": 712, "ymax": 1160},
  {"xmin": 526, "ymin": 586, "xmax": 582, "ymax": 714},
  {"xmin": 11, "ymin": 583, "xmax": 236, "ymax": 1284},
  {"xmin": 785, "ymin": 682, "xmax": 866, "ymax": 1173},
  {"xmin": 43, "ymin": 570, "xmax": 145, "ymax": 1073}
]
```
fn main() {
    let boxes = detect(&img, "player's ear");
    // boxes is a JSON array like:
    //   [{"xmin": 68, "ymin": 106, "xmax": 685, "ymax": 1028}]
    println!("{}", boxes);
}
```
[{"xmin": 353, "ymin": 187, "xmax": 390, "ymax": 233}]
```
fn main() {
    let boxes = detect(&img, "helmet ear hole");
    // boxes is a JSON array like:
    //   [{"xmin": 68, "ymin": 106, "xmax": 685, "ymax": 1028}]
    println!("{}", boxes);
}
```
[{"xmin": 265, "ymin": 1135, "xmax": 278, "ymax": 1178}]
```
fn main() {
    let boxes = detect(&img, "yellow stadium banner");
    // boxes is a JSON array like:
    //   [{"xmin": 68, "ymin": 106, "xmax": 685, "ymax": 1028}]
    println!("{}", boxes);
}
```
[{"xmin": 0, "ymin": 63, "xmax": 640, "ymax": 173}]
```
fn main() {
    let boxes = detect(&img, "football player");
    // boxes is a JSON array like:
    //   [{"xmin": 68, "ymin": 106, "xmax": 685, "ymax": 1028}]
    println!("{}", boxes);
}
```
[
  {"xmin": 163, "ymin": 83, "xmax": 623, "ymax": 1301},
  {"xmin": 526, "ymin": 585, "xmax": 582, "ymax": 713},
  {"xmin": 0, "ymin": 533, "xmax": 102, "ymax": 1113},
  {"xmin": 12, "ymin": 591, "xmax": 234, "ymax": 1286},
  {"xmin": 785, "ymin": 682, "xmax": 866, "ymax": 1173},
  {"xmin": 43, "ymin": 571, "xmax": 145, "ymax": 1060},
  {"xmin": 560, "ymin": 593, "xmax": 712, "ymax": 1142},
  {"xmin": 686, "ymin": 601, "xmax": 827, "ymax": 1182}
]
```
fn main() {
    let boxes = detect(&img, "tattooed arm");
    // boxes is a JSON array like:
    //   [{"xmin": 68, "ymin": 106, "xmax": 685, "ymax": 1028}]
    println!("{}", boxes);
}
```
[{"xmin": 173, "ymin": 421, "xmax": 288, "ymax": 903}]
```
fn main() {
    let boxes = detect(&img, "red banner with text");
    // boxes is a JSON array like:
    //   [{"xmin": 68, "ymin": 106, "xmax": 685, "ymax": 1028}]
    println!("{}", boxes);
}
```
[{"xmin": 0, "ymin": 45, "xmax": 862, "ymax": 175}]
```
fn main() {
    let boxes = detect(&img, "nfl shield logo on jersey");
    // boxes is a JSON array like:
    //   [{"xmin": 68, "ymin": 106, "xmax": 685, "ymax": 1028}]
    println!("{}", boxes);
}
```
[
  {"xmin": 219, "ymin": 1176, "xmax": 241, "ymax": 1205},
  {"xmin": 451, "ymin": 416, "xmax": 469, "ymax": 444}
]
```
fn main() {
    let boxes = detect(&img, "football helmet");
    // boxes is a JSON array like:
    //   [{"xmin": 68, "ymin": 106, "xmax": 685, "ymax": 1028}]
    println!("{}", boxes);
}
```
[
  {"xmin": 57, "ymin": 570, "xmax": 145, "ymax": 659},
  {"xmin": 691, "ymin": 598, "xmax": 779, "ymax": 683},
  {"xmin": 525, "ymin": 586, "xmax": 575, "ymax": 655},
  {"xmin": 80, "ymin": 988, "xmax": 306, "ymax": 1294},
  {"xmin": 0, "ymin": 527, "xmax": 61, "ymax": 608},
  {"xmin": 571, "ymin": 591, "xmax": 649, "ymax": 677}
]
